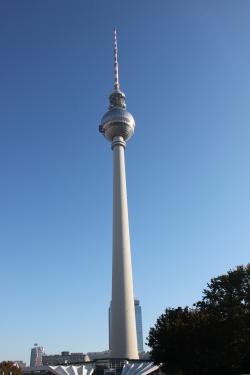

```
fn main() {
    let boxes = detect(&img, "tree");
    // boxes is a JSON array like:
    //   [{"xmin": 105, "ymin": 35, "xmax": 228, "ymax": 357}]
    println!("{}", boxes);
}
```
[
  {"xmin": 147, "ymin": 264, "xmax": 250, "ymax": 375},
  {"xmin": 0, "ymin": 362, "xmax": 23, "ymax": 375},
  {"xmin": 196, "ymin": 264, "xmax": 250, "ymax": 373}
]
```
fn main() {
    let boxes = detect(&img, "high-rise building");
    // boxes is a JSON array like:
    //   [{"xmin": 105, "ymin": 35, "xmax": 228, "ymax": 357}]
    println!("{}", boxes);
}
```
[
  {"xmin": 109, "ymin": 300, "xmax": 144, "ymax": 353},
  {"xmin": 134, "ymin": 300, "xmax": 144, "ymax": 353},
  {"xmin": 30, "ymin": 344, "xmax": 44, "ymax": 367},
  {"xmin": 99, "ymin": 29, "xmax": 138, "ymax": 359}
]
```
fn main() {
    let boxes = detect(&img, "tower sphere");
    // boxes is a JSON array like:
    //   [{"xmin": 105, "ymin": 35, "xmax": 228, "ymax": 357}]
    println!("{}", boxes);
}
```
[{"xmin": 99, "ymin": 90, "xmax": 135, "ymax": 142}]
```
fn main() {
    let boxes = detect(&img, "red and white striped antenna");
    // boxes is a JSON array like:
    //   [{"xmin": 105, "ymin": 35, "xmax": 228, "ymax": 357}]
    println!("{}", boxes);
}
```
[{"xmin": 114, "ymin": 28, "xmax": 120, "ymax": 91}]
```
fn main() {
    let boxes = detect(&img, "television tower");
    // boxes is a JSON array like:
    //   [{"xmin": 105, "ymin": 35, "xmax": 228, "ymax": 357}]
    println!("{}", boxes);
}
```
[{"xmin": 99, "ymin": 29, "xmax": 138, "ymax": 360}]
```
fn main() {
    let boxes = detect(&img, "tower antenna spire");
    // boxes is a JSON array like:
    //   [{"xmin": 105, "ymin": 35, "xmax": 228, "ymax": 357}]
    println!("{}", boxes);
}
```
[{"xmin": 114, "ymin": 28, "xmax": 120, "ymax": 91}]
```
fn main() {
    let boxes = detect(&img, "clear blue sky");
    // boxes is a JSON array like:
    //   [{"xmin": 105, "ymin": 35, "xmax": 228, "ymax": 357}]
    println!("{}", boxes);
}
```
[{"xmin": 0, "ymin": 0, "xmax": 249, "ymax": 364}]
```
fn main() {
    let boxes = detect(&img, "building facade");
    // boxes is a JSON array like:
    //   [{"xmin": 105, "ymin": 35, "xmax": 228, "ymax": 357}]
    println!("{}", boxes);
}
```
[
  {"xmin": 42, "ymin": 352, "xmax": 88, "ymax": 365},
  {"xmin": 30, "ymin": 345, "xmax": 44, "ymax": 367},
  {"xmin": 109, "ymin": 300, "xmax": 143, "ymax": 353},
  {"xmin": 134, "ymin": 300, "xmax": 144, "ymax": 353}
]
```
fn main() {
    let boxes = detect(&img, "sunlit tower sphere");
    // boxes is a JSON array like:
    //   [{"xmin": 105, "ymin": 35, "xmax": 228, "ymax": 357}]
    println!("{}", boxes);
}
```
[{"xmin": 99, "ymin": 89, "xmax": 135, "ymax": 142}]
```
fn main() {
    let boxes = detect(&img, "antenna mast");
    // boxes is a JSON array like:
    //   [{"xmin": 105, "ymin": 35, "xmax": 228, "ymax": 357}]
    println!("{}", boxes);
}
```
[{"xmin": 114, "ymin": 28, "xmax": 120, "ymax": 91}]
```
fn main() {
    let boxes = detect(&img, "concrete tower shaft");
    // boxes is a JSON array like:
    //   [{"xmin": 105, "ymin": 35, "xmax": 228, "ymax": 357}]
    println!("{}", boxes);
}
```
[{"xmin": 111, "ymin": 136, "xmax": 138, "ymax": 359}]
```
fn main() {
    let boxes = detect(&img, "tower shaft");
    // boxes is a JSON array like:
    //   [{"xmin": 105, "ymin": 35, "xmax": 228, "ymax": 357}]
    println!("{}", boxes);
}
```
[{"xmin": 111, "ymin": 136, "xmax": 139, "ymax": 359}]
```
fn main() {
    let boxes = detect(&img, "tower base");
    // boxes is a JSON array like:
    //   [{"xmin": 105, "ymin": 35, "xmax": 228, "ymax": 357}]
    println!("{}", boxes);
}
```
[{"xmin": 95, "ymin": 359, "xmax": 159, "ymax": 375}]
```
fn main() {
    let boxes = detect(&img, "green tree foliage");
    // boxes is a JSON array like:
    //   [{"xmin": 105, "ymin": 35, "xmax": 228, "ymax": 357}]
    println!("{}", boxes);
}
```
[
  {"xmin": 0, "ymin": 362, "xmax": 23, "ymax": 375},
  {"xmin": 147, "ymin": 264, "xmax": 250, "ymax": 375}
]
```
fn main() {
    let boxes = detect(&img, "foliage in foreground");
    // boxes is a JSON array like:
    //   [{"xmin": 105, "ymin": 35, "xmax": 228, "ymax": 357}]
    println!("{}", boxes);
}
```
[
  {"xmin": 0, "ymin": 362, "xmax": 23, "ymax": 375},
  {"xmin": 147, "ymin": 264, "xmax": 250, "ymax": 375}
]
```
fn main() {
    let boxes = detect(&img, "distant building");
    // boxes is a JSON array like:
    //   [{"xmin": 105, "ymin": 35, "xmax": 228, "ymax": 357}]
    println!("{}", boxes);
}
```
[
  {"xmin": 109, "ymin": 299, "xmax": 144, "ymax": 353},
  {"xmin": 42, "ymin": 351, "xmax": 88, "ymax": 365},
  {"xmin": 30, "ymin": 344, "xmax": 44, "ymax": 367},
  {"xmin": 13, "ymin": 361, "xmax": 27, "ymax": 368},
  {"xmin": 134, "ymin": 300, "xmax": 144, "ymax": 353},
  {"xmin": 87, "ymin": 351, "xmax": 110, "ymax": 361},
  {"xmin": 139, "ymin": 352, "xmax": 150, "ymax": 360}
]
